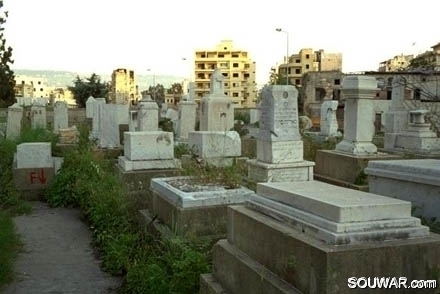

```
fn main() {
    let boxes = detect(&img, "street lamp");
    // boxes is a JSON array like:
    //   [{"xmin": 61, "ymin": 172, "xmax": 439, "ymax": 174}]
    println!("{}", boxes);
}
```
[
  {"xmin": 147, "ymin": 68, "xmax": 155, "ymax": 86},
  {"xmin": 275, "ymin": 28, "xmax": 289, "ymax": 85}
]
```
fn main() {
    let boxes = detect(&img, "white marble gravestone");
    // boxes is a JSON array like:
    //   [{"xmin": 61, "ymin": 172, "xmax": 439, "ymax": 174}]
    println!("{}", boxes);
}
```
[
  {"xmin": 6, "ymin": 103, "xmax": 23, "ymax": 140},
  {"xmin": 199, "ymin": 69, "xmax": 234, "ymax": 132},
  {"xmin": 247, "ymin": 85, "xmax": 314, "ymax": 182},
  {"xmin": 86, "ymin": 96, "xmax": 96, "ymax": 119},
  {"xmin": 319, "ymin": 100, "xmax": 339, "ymax": 137},
  {"xmin": 176, "ymin": 82, "xmax": 197, "ymax": 141},
  {"xmin": 53, "ymin": 101, "xmax": 68, "ymax": 134},
  {"xmin": 335, "ymin": 76, "xmax": 378, "ymax": 155},
  {"xmin": 98, "ymin": 103, "xmax": 129, "ymax": 148},
  {"xmin": 31, "ymin": 101, "xmax": 47, "ymax": 129},
  {"xmin": 138, "ymin": 95, "xmax": 159, "ymax": 132},
  {"xmin": 90, "ymin": 98, "xmax": 106, "ymax": 140}
]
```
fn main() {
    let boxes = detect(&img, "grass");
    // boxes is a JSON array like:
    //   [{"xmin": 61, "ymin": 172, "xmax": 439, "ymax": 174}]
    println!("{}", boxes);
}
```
[
  {"xmin": 0, "ymin": 211, "xmax": 21, "ymax": 287},
  {"xmin": 45, "ymin": 125, "xmax": 211, "ymax": 292}
]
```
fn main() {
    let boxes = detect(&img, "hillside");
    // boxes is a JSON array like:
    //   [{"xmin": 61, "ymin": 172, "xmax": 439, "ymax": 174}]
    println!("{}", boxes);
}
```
[{"xmin": 13, "ymin": 69, "xmax": 184, "ymax": 91}]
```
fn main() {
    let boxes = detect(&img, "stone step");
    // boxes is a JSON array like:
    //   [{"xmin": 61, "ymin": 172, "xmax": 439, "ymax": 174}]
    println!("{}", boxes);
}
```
[
  {"xmin": 212, "ymin": 239, "xmax": 302, "ymax": 294},
  {"xmin": 199, "ymin": 273, "xmax": 229, "ymax": 294}
]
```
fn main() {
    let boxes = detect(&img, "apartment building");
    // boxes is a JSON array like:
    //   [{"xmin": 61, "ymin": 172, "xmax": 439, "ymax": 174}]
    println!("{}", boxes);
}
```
[
  {"xmin": 14, "ymin": 75, "xmax": 50, "ymax": 98},
  {"xmin": 278, "ymin": 49, "xmax": 342, "ymax": 86},
  {"xmin": 378, "ymin": 54, "xmax": 414, "ymax": 72},
  {"xmin": 409, "ymin": 42, "xmax": 440, "ymax": 71},
  {"xmin": 109, "ymin": 68, "xmax": 140, "ymax": 105},
  {"xmin": 194, "ymin": 40, "xmax": 257, "ymax": 107}
]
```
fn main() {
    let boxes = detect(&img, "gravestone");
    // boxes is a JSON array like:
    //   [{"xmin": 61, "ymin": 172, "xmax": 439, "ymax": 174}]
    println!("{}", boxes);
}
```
[
  {"xmin": 138, "ymin": 95, "xmax": 158, "ymax": 132},
  {"xmin": 85, "ymin": 96, "xmax": 96, "ymax": 119},
  {"xmin": 176, "ymin": 82, "xmax": 197, "ymax": 141},
  {"xmin": 53, "ymin": 101, "xmax": 68, "ymax": 134},
  {"xmin": 384, "ymin": 75, "xmax": 409, "ymax": 150},
  {"xmin": 247, "ymin": 85, "xmax": 314, "ymax": 182},
  {"xmin": 319, "ymin": 100, "xmax": 339, "ymax": 137},
  {"xmin": 394, "ymin": 109, "xmax": 440, "ymax": 154},
  {"xmin": 13, "ymin": 142, "xmax": 63, "ymax": 200},
  {"xmin": 90, "ymin": 98, "xmax": 106, "ymax": 140},
  {"xmin": 6, "ymin": 103, "xmax": 23, "ymax": 140},
  {"xmin": 31, "ymin": 101, "xmax": 47, "ymax": 129},
  {"xmin": 335, "ymin": 76, "xmax": 377, "ymax": 155},
  {"xmin": 98, "ymin": 103, "xmax": 129, "ymax": 148},
  {"xmin": 199, "ymin": 69, "xmax": 234, "ymax": 132},
  {"xmin": 129, "ymin": 110, "xmax": 138, "ymax": 131},
  {"xmin": 314, "ymin": 76, "xmax": 400, "ymax": 189}
]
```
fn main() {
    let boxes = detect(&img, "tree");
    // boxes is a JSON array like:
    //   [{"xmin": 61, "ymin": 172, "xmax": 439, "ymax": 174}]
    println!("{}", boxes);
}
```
[
  {"xmin": 0, "ymin": 1, "xmax": 15, "ymax": 107},
  {"xmin": 148, "ymin": 84, "xmax": 165, "ymax": 106},
  {"xmin": 68, "ymin": 73, "xmax": 109, "ymax": 107},
  {"xmin": 167, "ymin": 82, "xmax": 183, "ymax": 95}
]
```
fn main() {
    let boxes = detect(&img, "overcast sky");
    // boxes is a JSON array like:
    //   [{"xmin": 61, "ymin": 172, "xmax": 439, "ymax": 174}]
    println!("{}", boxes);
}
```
[{"xmin": 4, "ymin": 0, "xmax": 438, "ymax": 86}]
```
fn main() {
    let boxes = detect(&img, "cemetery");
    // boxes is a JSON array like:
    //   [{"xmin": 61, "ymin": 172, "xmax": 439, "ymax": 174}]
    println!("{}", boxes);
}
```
[{"xmin": 2, "ymin": 72, "xmax": 440, "ymax": 293}]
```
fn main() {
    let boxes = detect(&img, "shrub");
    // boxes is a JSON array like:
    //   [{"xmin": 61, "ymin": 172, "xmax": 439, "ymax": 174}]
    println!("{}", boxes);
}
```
[{"xmin": 0, "ymin": 211, "xmax": 21, "ymax": 287}]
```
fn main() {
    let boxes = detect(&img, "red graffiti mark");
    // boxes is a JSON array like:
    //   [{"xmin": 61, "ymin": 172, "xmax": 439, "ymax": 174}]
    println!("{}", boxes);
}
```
[
  {"xmin": 29, "ymin": 169, "xmax": 47, "ymax": 184},
  {"xmin": 39, "ymin": 169, "xmax": 47, "ymax": 184}
]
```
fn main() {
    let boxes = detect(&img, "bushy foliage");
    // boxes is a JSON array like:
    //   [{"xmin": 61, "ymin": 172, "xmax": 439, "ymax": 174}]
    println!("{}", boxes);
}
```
[
  {"xmin": 68, "ymin": 73, "xmax": 109, "ymax": 108},
  {"xmin": 0, "ymin": 0, "xmax": 15, "ymax": 108}
]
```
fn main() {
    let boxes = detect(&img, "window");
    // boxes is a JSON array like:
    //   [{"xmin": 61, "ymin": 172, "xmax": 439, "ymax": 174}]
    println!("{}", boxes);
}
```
[
  {"xmin": 244, "ymin": 73, "xmax": 250, "ymax": 78},
  {"xmin": 306, "ymin": 54, "xmax": 310, "ymax": 59},
  {"xmin": 224, "ymin": 83, "xmax": 229, "ymax": 87},
  {"xmin": 197, "ymin": 73, "xmax": 204, "ymax": 79},
  {"xmin": 232, "ymin": 92, "xmax": 239, "ymax": 97},
  {"xmin": 201, "ymin": 54, "xmax": 206, "ymax": 58},
  {"xmin": 218, "ymin": 53, "xmax": 225, "ymax": 58},
  {"xmin": 414, "ymin": 88, "xmax": 421, "ymax": 100},
  {"xmin": 296, "ymin": 59, "xmax": 300, "ymax": 63},
  {"xmin": 222, "ymin": 73, "xmax": 229, "ymax": 77},
  {"xmin": 224, "ymin": 92, "xmax": 228, "ymax": 96},
  {"xmin": 305, "ymin": 64, "xmax": 310, "ymax": 69},
  {"xmin": 40, "ymin": 88, "xmax": 43, "ymax": 92},
  {"xmin": 233, "ymin": 73, "xmax": 239, "ymax": 78},
  {"xmin": 232, "ymin": 53, "xmax": 239, "ymax": 58},
  {"xmin": 233, "ymin": 63, "xmax": 239, "ymax": 68},
  {"xmin": 38, "ymin": 81, "xmax": 41, "ymax": 85},
  {"xmin": 334, "ymin": 79, "xmax": 340, "ymax": 85},
  {"xmin": 295, "ymin": 79, "xmax": 301, "ymax": 85},
  {"xmin": 295, "ymin": 68, "xmax": 301, "ymax": 74}
]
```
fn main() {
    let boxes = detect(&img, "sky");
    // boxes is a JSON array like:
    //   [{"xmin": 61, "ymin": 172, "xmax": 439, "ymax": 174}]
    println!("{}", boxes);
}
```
[{"xmin": 3, "ymin": 0, "xmax": 439, "ymax": 87}]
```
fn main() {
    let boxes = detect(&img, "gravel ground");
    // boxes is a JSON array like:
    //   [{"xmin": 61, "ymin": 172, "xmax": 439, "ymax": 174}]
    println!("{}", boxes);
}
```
[{"xmin": 2, "ymin": 202, "xmax": 121, "ymax": 294}]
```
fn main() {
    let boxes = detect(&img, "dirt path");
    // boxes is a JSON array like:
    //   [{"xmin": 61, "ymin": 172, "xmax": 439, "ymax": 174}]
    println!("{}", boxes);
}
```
[{"xmin": 2, "ymin": 202, "xmax": 121, "ymax": 294}]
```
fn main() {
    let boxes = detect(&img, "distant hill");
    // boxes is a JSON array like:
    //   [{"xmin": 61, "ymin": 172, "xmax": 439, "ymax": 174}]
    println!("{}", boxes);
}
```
[{"xmin": 13, "ymin": 69, "xmax": 184, "ymax": 91}]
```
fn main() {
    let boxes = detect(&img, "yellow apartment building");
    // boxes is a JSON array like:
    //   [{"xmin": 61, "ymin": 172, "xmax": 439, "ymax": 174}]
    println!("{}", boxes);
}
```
[
  {"xmin": 194, "ymin": 40, "xmax": 257, "ymax": 107},
  {"xmin": 378, "ymin": 54, "xmax": 414, "ymax": 72},
  {"xmin": 278, "ymin": 49, "xmax": 342, "ymax": 86},
  {"xmin": 109, "ymin": 68, "xmax": 140, "ymax": 105},
  {"xmin": 14, "ymin": 75, "xmax": 50, "ymax": 98}
]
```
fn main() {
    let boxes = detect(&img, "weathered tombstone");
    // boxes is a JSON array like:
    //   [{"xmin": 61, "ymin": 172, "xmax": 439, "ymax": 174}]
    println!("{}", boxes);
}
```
[
  {"xmin": 98, "ymin": 103, "xmax": 129, "ymax": 148},
  {"xmin": 138, "ymin": 95, "xmax": 159, "ymax": 132},
  {"xmin": 53, "ymin": 101, "xmax": 68, "ymax": 134},
  {"xmin": 128, "ymin": 110, "xmax": 138, "ymax": 131},
  {"xmin": 199, "ymin": 69, "xmax": 234, "ymax": 132},
  {"xmin": 90, "ymin": 98, "xmax": 106, "ymax": 140},
  {"xmin": 319, "ymin": 100, "xmax": 339, "ymax": 137},
  {"xmin": 31, "ymin": 101, "xmax": 47, "ymax": 129},
  {"xmin": 85, "ymin": 96, "xmax": 96, "ymax": 119},
  {"xmin": 176, "ymin": 82, "xmax": 197, "ymax": 141},
  {"xmin": 335, "ymin": 76, "xmax": 377, "ymax": 155},
  {"xmin": 314, "ymin": 76, "xmax": 400, "ymax": 189},
  {"xmin": 247, "ymin": 85, "xmax": 314, "ymax": 182},
  {"xmin": 13, "ymin": 142, "xmax": 63, "ymax": 200},
  {"xmin": 384, "ymin": 75, "xmax": 409, "ymax": 150},
  {"xmin": 6, "ymin": 103, "xmax": 23, "ymax": 140}
]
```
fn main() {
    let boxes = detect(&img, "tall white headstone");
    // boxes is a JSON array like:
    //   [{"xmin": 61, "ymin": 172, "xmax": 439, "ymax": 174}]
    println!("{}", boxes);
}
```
[
  {"xmin": 200, "ymin": 69, "xmax": 234, "ymax": 132},
  {"xmin": 86, "ymin": 96, "xmax": 96, "ymax": 119},
  {"xmin": 384, "ymin": 75, "xmax": 409, "ymax": 150},
  {"xmin": 335, "ymin": 76, "xmax": 378, "ymax": 155},
  {"xmin": 257, "ymin": 85, "xmax": 302, "ymax": 163},
  {"xmin": 176, "ymin": 82, "xmax": 197, "ymax": 141},
  {"xmin": 90, "ymin": 98, "xmax": 106, "ymax": 140},
  {"xmin": 6, "ymin": 103, "xmax": 23, "ymax": 140},
  {"xmin": 53, "ymin": 101, "xmax": 68, "ymax": 134},
  {"xmin": 98, "ymin": 103, "xmax": 129, "ymax": 148},
  {"xmin": 138, "ymin": 95, "xmax": 159, "ymax": 132},
  {"xmin": 319, "ymin": 100, "xmax": 339, "ymax": 137},
  {"xmin": 247, "ymin": 85, "xmax": 314, "ymax": 182},
  {"xmin": 31, "ymin": 101, "xmax": 46, "ymax": 129}
]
